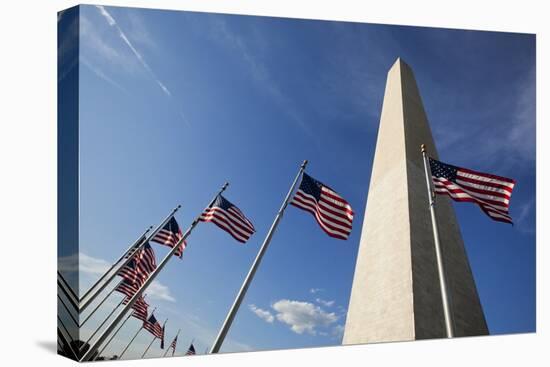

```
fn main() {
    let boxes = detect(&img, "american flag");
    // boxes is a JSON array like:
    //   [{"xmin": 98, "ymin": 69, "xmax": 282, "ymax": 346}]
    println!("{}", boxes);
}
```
[
  {"xmin": 117, "ymin": 243, "xmax": 157, "ymax": 286},
  {"xmin": 429, "ymin": 157, "xmax": 516, "ymax": 224},
  {"xmin": 185, "ymin": 343, "xmax": 196, "ymax": 356},
  {"xmin": 131, "ymin": 295, "xmax": 149, "ymax": 322},
  {"xmin": 124, "ymin": 236, "xmax": 148, "ymax": 259},
  {"xmin": 199, "ymin": 195, "xmax": 255, "ymax": 243},
  {"xmin": 290, "ymin": 173, "xmax": 354, "ymax": 240},
  {"xmin": 115, "ymin": 278, "xmax": 140, "ymax": 301},
  {"xmin": 151, "ymin": 217, "xmax": 186, "ymax": 258},
  {"xmin": 169, "ymin": 335, "xmax": 178, "ymax": 356},
  {"xmin": 144, "ymin": 314, "xmax": 163, "ymax": 339}
]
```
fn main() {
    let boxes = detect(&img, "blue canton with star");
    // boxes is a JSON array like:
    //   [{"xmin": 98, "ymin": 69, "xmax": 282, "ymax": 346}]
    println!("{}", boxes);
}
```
[{"xmin": 429, "ymin": 157, "xmax": 458, "ymax": 182}]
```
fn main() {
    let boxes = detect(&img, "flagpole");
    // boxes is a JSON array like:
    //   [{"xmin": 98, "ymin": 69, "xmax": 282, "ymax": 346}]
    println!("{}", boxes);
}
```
[
  {"xmin": 80, "ymin": 280, "xmax": 123, "ymax": 327},
  {"xmin": 57, "ymin": 271, "xmax": 79, "ymax": 309},
  {"xmin": 80, "ymin": 183, "xmax": 229, "ymax": 361},
  {"xmin": 80, "ymin": 206, "xmax": 180, "ymax": 312},
  {"xmin": 163, "ymin": 329, "xmax": 180, "ymax": 357},
  {"xmin": 94, "ymin": 307, "xmax": 135, "ymax": 360},
  {"xmin": 95, "ymin": 293, "xmax": 149, "ymax": 360},
  {"xmin": 210, "ymin": 160, "xmax": 308, "ymax": 354},
  {"xmin": 118, "ymin": 306, "xmax": 156, "ymax": 360},
  {"xmin": 162, "ymin": 329, "xmax": 181, "ymax": 358},
  {"xmin": 141, "ymin": 318, "xmax": 167, "ymax": 359},
  {"xmin": 81, "ymin": 294, "xmax": 126, "ymax": 349},
  {"xmin": 141, "ymin": 336, "xmax": 157, "ymax": 359},
  {"xmin": 421, "ymin": 144, "xmax": 454, "ymax": 338},
  {"xmin": 79, "ymin": 226, "xmax": 153, "ymax": 303},
  {"xmin": 57, "ymin": 294, "xmax": 79, "ymax": 327}
]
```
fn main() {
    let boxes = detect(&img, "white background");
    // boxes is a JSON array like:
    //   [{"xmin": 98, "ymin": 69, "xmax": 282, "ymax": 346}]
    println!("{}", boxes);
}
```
[{"xmin": 0, "ymin": 0, "xmax": 547, "ymax": 365}]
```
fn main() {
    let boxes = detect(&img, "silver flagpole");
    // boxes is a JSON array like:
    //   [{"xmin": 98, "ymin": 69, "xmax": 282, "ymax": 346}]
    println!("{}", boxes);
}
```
[
  {"xmin": 57, "ymin": 294, "xmax": 79, "ymax": 327},
  {"xmin": 118, "ymin": 326, "xmax": 143, "ymax": 359},
  {"xmin": 81, "ymin": 183, "xmax": 229, "ymax": 361},
  {"xmin": 95, "ymin": 294, "xmax": 149, "ymax": 360},
  {"xmin": 141, "ymin": 336, "xmax": 157, "ymax": 359},
  {"xmin": 57, "ymin": 271, "xmax": 79, "ymax": 309},
  {"xmin": 94, "ymin": 309, "xmax": 132, "ymax": 360},
  {"xmin": 81, "ymin": 293, "xmax": 126, "ymax": 349},
  {"xmin": 118, "ymin": 306, "xmax": 156, "ymax": 360},
  {"xmin": 163, "ymin": 329, "xmax": 180, "ymax": 357},
  {"xmin": 80, "ymin": 206, "xmax": 180, "ymax": 312},
  {"xmin": 421, "ymin": 144, "xmax": 454, "ymax": 338},
  {"xmin": 80, "ymin": 279, "xmax": 123, "ymax": 327},
  {"xmin": 141, "ymin": 318, "xmax": 167, "ymax": 359},
  {"xmin": 79, "ymin": 226, "xmax": 153, "ymax": 303},
  {"xmin": 210, "ymin": 160, "xmax": 308, "ymax": 354}
]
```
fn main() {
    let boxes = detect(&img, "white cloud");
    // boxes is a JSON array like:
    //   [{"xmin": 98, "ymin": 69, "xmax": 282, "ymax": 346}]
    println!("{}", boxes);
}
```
[
  {"xmin": 332, "ymin": 324, "xmax": 345, "ymax": 338},
  {"xmin": 309, "ymin": 288, "xmax": 323, "ymax": 294},
  {"xmin": 315, "ymin": 298, "xmax": 335, "ymax": 307},
  {"xmin": 147, "ymin": 281, "xmax": 176, "ymax": 302},
  {"xmin": 249, "ymin": 304, "xmax": 274, "ymax": 323},
  {"xmin": 272, "ymin": 299, "xmax": 338, "ymax": 335}
]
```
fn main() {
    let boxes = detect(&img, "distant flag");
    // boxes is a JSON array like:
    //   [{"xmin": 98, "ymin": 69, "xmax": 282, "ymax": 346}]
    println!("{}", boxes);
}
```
[
  {"xmin": 117, "ymin": 243, "xmax": 157, "ymax": 286},
  {"xmin": 429, "ymin": 157, "xmax": 516, "ymax": 224},
  {"xmin": 290, "ymin": 172, "xmax": 354, "ymax": 239},
  {"xmin": 151, "ymin": 217, "xmax": 186, "ymax": 258},
  {"xmin": 169, "ymin": 335, "xmax": 178, "ymax": 356},
  {"xmin": 143, "ymin": 314, "xmax": 163, "ymax": 339},
  {"xmin": 199, "ymin": 195, "xmax": 255, "ymax": 243},
  {"xmin": 160, "ymin": 324, "xmax": 165, "ymax": 349},
  {"xmin": 185, "ymin": 343, "xmax": 196, "ymax": 356}
]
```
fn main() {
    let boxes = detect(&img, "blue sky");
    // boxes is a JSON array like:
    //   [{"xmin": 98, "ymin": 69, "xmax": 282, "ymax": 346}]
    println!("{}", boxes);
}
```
[{"xmin": 58, "ymin": 5, "xmax": 535, "ymax": 360}]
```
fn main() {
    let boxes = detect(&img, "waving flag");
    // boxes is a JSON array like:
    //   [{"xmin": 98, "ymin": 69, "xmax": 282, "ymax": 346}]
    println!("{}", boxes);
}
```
[
  {"xmin": 199, "ymin": 195, "xmax": 255, "ymax": 243},
  {"xmin": 429, "ymin": 157, "xmax": 516, "ymax": 224},
  {"xmin": 290, "ymin": 173, "xmax": 354, "ymax": 239},
  {"xmin": 115, "ymin": 278, "xmax": 139, "ymax": 300},
  {"xmin": 131, "ymin": 295, "xmax": 149, "ymax": 322},
  {"xmin": 169, "ymin": 335, "xmax": 178, "ymax": 356},
  {"xmin": 151, "ymin": 217, "xmax": 186, "ymax": 258},
  {"xmin": 185, "ymin": 343, "xmax": 196, "ymax": 356},
  {"xmin": 144, "ymin": 314, "xmax": 163, "ymax": 339},
  {"xmin": 117, "ymin": 243, "xmax": 157, "ymax": 286}
]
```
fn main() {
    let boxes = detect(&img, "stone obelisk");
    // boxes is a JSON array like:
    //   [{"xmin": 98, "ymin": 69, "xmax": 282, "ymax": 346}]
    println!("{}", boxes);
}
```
[{"xmin": 343, "ymin": 58, "xmax": 488, "ymax": 344}]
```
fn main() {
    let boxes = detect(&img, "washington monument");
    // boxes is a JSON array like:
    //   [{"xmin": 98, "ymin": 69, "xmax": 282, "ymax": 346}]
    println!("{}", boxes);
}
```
[{"xmin": 343, "ymin": 58, "xmax": 488, "ymax": 344}]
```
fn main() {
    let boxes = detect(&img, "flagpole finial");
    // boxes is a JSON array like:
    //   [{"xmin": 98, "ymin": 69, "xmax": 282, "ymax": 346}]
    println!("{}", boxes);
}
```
[
  {"xmin": 223, "ymin": 182, "xmax": 229, "ymax": 190},
  {"xmin": 421, "ymin": 144, "xmax": 426, "ymax": 153},
  {"xmin": 176, "ymin": 204, "xmax": 182, "ymax": 209},
  {"xmin": 302, "ymin": 160, "xmax": 308, "ymax": 168}
]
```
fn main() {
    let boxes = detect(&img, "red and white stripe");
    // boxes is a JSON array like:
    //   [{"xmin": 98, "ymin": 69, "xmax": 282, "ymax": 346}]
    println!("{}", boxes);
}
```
[
  {"xmin": 152, "ymin": 230, "xmax": 186, "ymax": 257},
  {"xmin": 144, "ymin": 320, "xmax": 163, "ymax": 339},
  {"xmin": 199, "ymin": 207, "xmax": 255, "ymax": 243},
  {"xmin": 433, "ymin": 168, "xmax": 515, "ymax": 224},
  {"xmin": 116, "ymin": 280, "xmax": 140, "ymax": 301},
  {"xmin": 291, "ymin": 186, "xmax": 354, "ymax": 240},
  {"xmin": 131, "ymin": 296, "xmax": 149, "ymax": 321}
]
